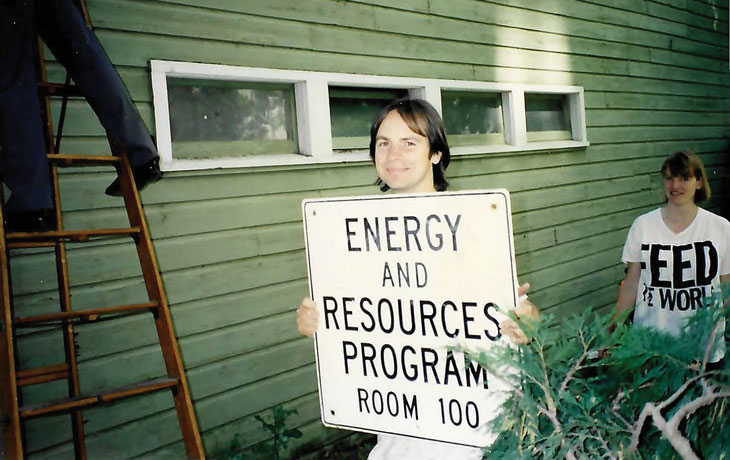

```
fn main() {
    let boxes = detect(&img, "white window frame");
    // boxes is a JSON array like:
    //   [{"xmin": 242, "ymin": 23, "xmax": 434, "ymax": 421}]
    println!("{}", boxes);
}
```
[
  {"xmin": 151, "ymin": 60, "xmax": 588, "ymax": 171},
  {"xmin": 523, "ymin": 91, "xmax": 581, "ymax": 143}
]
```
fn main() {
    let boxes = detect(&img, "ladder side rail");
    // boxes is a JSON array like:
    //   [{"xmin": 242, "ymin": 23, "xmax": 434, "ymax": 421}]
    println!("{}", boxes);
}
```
[
  {"xmin": 53, "ymin": 75, "xmax": 72, "ymax": 155},
  {"xmin": 0, "ymin": 206, "xmax": 23, "ymax": 458},
  {"xmin": 36, "ymin": 31, "xmax": 87, "ymax": 460},
  {"xmin": 72, "ymin": 0, "xmax": 92, "ymax": 25},
  {"xmin": 50, "ymin": 168, "xmax": 87, "ymax": 460},
  {"xmin": 35, "ymin": 36, "xmax": 55, "ymax": 157},
  {"xmin": 114, "ymin": 149, "xmax": 205, "ymax": 459}
]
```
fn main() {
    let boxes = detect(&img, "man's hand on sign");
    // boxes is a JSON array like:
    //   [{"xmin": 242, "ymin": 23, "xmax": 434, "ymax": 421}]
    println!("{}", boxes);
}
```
[
  {"xmin": 297, "ymin": 297, "xmax": 318, "ymax": 337},
  {"xmin": 499, "ymin": 282, "xmax": 540, "ymax": 345}
]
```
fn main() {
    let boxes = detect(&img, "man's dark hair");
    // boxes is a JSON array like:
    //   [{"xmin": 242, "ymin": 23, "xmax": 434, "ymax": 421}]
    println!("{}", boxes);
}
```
[{"xmin": 369, "ymin": 98, "xmax": 451, "ymax": 192}]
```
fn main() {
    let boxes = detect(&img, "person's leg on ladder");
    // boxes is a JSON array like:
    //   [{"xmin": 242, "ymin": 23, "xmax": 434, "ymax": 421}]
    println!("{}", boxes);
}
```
[
  {"xmin": 36, "ymin": 0, "xmax": 162, "ymax": 196},
  {"xmin": 0, "ymin": 0, "xmax": 55, "ymax": 231}
]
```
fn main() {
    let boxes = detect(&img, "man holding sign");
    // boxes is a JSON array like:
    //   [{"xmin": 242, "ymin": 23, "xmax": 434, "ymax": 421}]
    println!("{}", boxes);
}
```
[{"xmin": 298, "ymin": 98, "xmax": 537, "ymax": 459}]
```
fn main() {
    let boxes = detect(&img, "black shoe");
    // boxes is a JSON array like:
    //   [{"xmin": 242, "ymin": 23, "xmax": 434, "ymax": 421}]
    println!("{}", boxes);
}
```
[
  {"xmin": 4, "ymin": 208, "xmax": 56, "ymax": 233},
  {"xmin": 105, "ymin": 158, "xmax": 163, "ymax": 197}
]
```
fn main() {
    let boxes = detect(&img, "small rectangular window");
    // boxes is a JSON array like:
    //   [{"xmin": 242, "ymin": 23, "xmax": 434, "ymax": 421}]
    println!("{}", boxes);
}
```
[
  {"xmin": 152, "ymin": 60, "xmax": 588, "ymax": 169},
  {"xmin": 167, "ymin": 78, "xmax": 298, "ymax": 159},
  {"xmin": 329, "ymin": 87, "xmax": 408, "ymax": 151},
  {"xmin": 441, "ymin": 90, "xmax": 505, "ymax": 146},
  {"xmin": 525, "ymin": 93, "xmax": 572, "ymax": 142}
]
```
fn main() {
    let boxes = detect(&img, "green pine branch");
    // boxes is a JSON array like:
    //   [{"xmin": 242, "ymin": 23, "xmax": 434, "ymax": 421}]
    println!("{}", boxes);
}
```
[{"xmin": 467, "ymin": 283, "xmax": 730, "ymax": 460}]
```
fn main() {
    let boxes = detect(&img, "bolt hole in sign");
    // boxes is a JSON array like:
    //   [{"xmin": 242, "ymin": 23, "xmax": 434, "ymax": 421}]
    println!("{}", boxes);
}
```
[{"xmin": 302, "ymin": 189, "xmax": 519, "ymax": 448}]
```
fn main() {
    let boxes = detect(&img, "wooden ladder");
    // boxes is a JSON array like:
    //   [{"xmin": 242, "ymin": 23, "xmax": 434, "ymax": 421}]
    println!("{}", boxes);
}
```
[{"xmin": 0, "ymin": 1, "xmax": 205, "ymax": 458}]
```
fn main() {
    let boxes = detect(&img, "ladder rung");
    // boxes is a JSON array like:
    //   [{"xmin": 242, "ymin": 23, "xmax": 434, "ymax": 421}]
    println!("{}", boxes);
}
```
[
  {"xmin": 37, "ymin": 82, "xmax": 83, "ymax": 97},
  {"xmin": 6, "ymin": 227, "xmax": 141, "ymax": 246},
  {"xmin": 17, "ymin": 363, "xmax": 70, "ymax": 387},
  {"xmin": 14, "ymin": 301, "xmax": 159, "ymax": 327},
  {"xmin": 47, "ymin": 154, "xmax": 121, "ymax": 167},
  {"xmin": 7, "ymin": 241, "xmax": 56, "ymax": 249},
  {"xmin": 19, "ymin": 377, "xmax": 180, "ymax": 419}
]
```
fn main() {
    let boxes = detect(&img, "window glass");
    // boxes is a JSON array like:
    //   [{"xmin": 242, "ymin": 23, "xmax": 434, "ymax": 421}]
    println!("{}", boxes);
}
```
[
  {"xmin": 441, "ymin": 90, "xmax": 504, "ymax": 146},
  {"xmin": 167, "ymin": 78, "xmax": 298, "ymax": 159},
  {"xmin": 329, "ymin": 87, "xmax": 408, "ymax": 150},
  {"xmin": 525, "ymin": 93, "xmax": 572, "ymax": 142}
]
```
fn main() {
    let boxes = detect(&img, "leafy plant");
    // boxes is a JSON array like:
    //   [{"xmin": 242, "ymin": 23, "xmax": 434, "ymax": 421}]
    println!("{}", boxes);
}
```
[
  {"xmin": 222, "ymin": 434, "xmax": 245, "ymax": 460},
  {"xmin": 469, "ymin": 284, "xmax": 730, "ymax": 459},
  {"xmin": 254, "ymin": 405, "xmax": 304, "ymax": 460},
  {"xmin": 222, "ymin": 404, "xmax": 303, "ymax": 460}
]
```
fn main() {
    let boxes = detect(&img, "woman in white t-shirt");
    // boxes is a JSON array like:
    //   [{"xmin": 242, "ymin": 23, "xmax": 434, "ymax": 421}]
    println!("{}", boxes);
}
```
[
  {"xmin": 616, "ymin": 150, "xmax": 730, "ymax": 363},
  {"xmin": 296, "ymin": 98, "xmax": 537, "ymax": 460}
]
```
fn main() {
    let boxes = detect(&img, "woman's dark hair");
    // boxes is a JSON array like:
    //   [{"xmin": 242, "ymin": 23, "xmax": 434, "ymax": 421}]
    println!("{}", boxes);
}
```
[
  {"xmin": 661, "ymin": 150, "xmax": 711, "ymax": 203},
  {"xmin": 369, "ymin": 98, "xmax": 451, "ymax": 192}
]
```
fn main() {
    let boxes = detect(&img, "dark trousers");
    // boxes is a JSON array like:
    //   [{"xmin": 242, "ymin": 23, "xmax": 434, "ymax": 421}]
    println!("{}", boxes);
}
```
[{"xmin": 0, "ymin": 0, "xmax": 157, "ymax": 212}]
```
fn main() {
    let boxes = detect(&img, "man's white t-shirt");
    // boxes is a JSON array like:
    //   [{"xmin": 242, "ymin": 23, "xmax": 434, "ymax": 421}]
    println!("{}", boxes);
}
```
[
  {"xmin": 621, "ymin": 207, "xmax": 730, "ymax": 362},
  {"xmin": 368, "ymin": 434, "xmax": 484, "ymax": 460}
]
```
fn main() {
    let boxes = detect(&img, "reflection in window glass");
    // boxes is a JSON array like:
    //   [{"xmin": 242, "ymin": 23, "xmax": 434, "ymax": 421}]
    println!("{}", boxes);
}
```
[
  {"xmin": 441, "ymin": 91, "xmax": 504, "ymax": 146},
  {"xmin": 167, "ymin": 78, "xmax": 297, "ymax": 159},
  {"xmin": 525, "ymin": 94, "xmax": 572, "ymax": 142},
  {"xmin": 329, "ymin": 87, "xmax": 408, "ymax": 150}
]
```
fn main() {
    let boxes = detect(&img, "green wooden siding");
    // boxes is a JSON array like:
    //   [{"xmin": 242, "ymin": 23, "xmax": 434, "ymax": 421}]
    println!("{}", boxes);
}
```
[{"xmin": 13, "ymin": 0, "xmax": 729, "ymax": 457}]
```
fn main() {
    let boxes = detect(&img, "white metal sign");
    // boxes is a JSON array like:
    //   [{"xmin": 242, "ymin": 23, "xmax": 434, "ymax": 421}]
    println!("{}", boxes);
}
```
[{"xmin": 302, "ymin": 190, "xmax": 518, "ymax": 448}]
